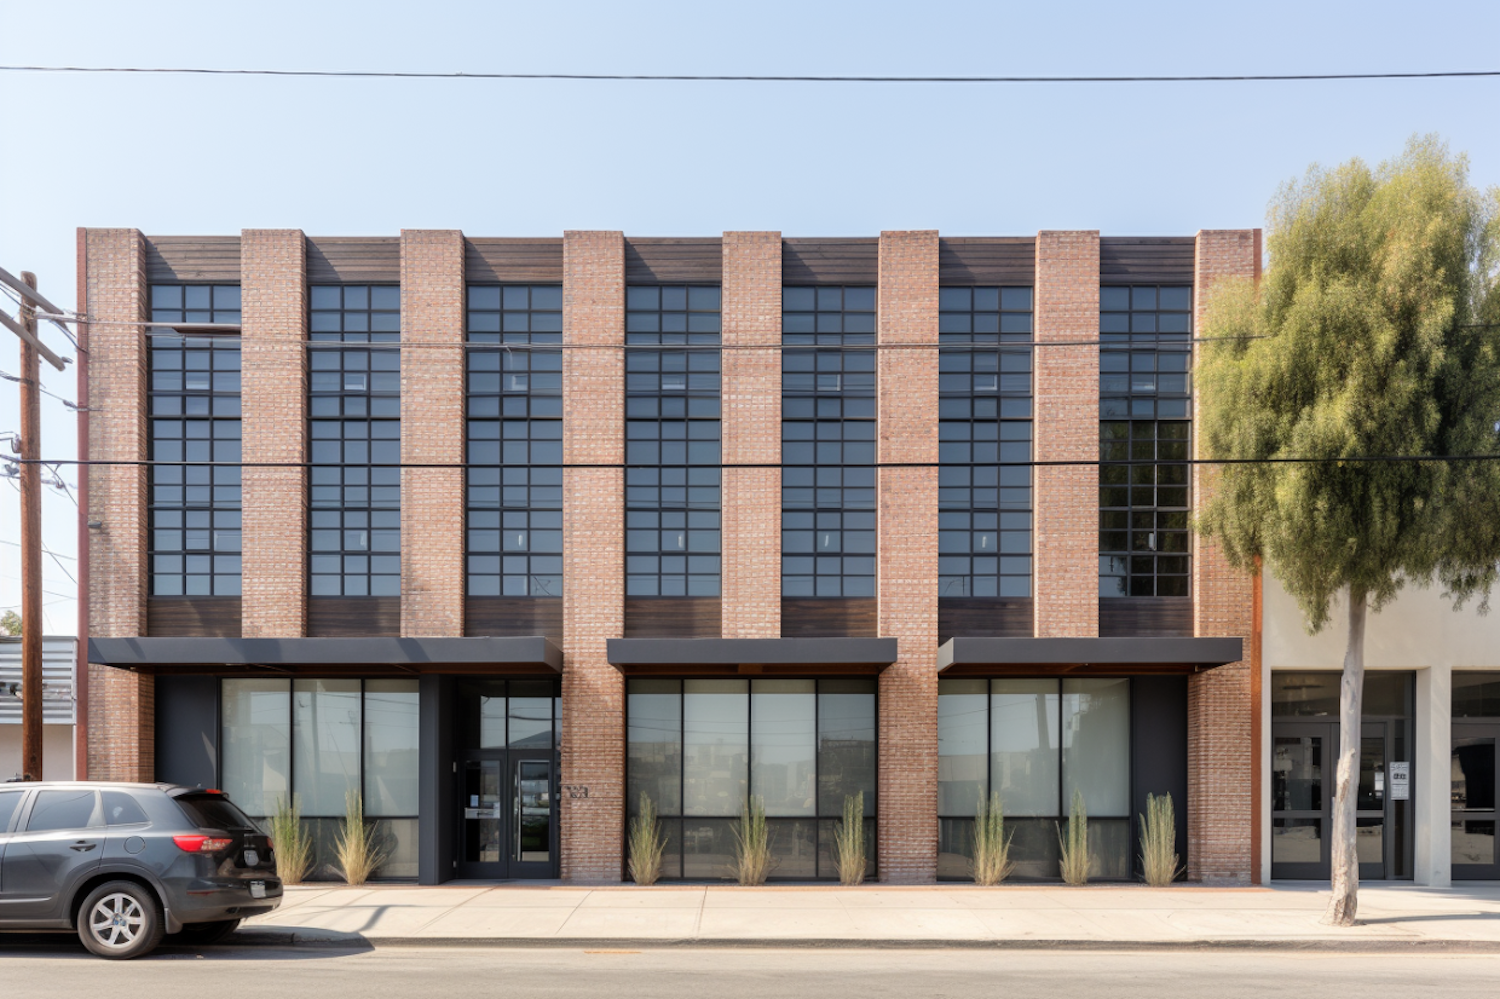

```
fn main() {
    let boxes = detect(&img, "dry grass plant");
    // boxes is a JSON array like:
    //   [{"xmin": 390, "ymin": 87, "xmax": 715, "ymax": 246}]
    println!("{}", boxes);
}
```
[
  {"xmin": 335, "ymin": 789, "xmax": 387, "ymax": 885},
  {"xmin": 1057, "ymin": 788, "xmax": 1090, "ymax": 885},
  {"xmin": 1140, "ymin": 792, "xmax": 1184, "ymax": 887},
  {"xmin": 269, "ymin": 795, "xmax": 313, "ymax": 885},
  {"xmin": 628, "ymin": 792, "xmax": 667, "ymax": 886},
  {"xmin": 732, "ymin": 795, "xmax": 774, "ymax": 886},
  {"xmin": 971, "ymin": 791, "xmax": 1015, "ymax": 886},
  {"xmin": 833, "ymin": 792, "xmax": 866, "ymax": 886}
]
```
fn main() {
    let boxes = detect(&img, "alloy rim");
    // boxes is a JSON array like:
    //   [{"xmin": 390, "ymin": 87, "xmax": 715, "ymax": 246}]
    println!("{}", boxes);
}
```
[{"xmin": 88, "ymin": 893, "xmax": 145, "ymax": 949}]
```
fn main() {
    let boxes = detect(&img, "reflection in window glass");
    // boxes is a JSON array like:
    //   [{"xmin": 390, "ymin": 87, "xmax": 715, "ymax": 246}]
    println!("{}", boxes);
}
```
[
  {"xmin": 294, "ymin": 679, "xmax": 362, "ymax": 817},
  {"xmin": 365, "ymin": 679, "xmax": 419, "ymax": 817},
  {"xmin": 1062, "ymin": 678, "xmax": 1130, "ymax": 817},
  {"xmin": 752, "ymin": 679, "xmax": 816, "ymax": 817},
  {"xmin": 937, "ymin": 679, "xmax": 988, "ymax": 815},
  {"xmin": 683, "ymin": 680, "xmax": 749, "ymax": 817},
  {"xmin": 222, "ymin": 679, "xmax": 291, "ymax": 818},
  {"xmin": 991, "ymin": 679, "xmax": 1059, "ymax": 817}
]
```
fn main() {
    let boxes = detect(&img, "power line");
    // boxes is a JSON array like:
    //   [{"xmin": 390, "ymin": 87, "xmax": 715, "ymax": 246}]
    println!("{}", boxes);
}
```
[{"xmin": 2, "ymin": 65, "xmax": 1498, "ymax": 84}]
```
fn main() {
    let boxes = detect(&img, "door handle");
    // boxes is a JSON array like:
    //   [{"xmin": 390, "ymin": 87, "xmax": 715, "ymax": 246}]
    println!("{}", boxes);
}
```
[{"xmin": 70, "ymin": 841, "xmax": 97, "ymax": 852}]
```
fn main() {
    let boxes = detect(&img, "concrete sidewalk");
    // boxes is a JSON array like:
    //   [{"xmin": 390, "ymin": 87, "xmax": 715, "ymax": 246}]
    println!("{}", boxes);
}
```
[{"xmin": 241, "ymin": 882, "xmax": 1500, "ymax": 950}]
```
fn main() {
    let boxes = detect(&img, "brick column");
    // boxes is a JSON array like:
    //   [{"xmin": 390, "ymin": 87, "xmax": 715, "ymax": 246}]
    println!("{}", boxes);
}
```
[
  {"xmin": 876, "ymin": 230, "xmax": 940, "ymax": 882},
  {"xmin": 560, "ymin": 231, "xmax": 625, "ymax": 881},
  {"xmin": 240, "ymin": 230, "xmax": 308, "ymax": 638},
  {"xmin": 720, "ymin": 231, "xmax": 781, "ymax": 638},
  {"xmin": 1032, "ymin": 231, "xmax": 1100, "ymax": 638},
  {"xmin": 400, "ymin": 230, "xmax": 466, "ymax": 636},
  {"xmin": 1188, "ymin": 228, "xmax": 1260, "ymax": 882},
  {"xmin": 84, "ymin": 228, "xmax": 153, "ymax": 781}
]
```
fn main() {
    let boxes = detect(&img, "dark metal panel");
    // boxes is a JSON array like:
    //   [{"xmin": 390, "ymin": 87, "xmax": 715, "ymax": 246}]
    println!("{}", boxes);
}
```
[
  {"xmin": 1099, "ymin": 237, "xmax": 1196, "ymax": 284},
  {"xmin": 938, "ymin": 635, "xmax": 1243, "ymax": 670},
  {"xmin": 144, "ymin": 237, "xmax": 242, "ymax": 283},
  {"xmin": 154, "ymin": 674, "xmax": 219, "ymax": 789},
  {"xmin": 623, "ymin": 597, "xmax": 721, "ymax": 638},
  {"xmin": 624, "ymin": 238, "xmax": 723, "ymax": 284},
  {"xmin": 780, "ymin": 597, "xmax": 878, "ymax": 638},
  {"xmin": 464, "ymin": 238, "xmax": 564, "ymax": 283},
  {"xmin": 937, "ymin": 597, "xmax": 1033, "ymax": 643},
  {"xmin": 607, "ymin": 636, "xmax": 897, "ymax": 667},
  {"xmin": 1131, "ymin": 675, "xmax": 1188, "ymax": 880},
  {"xmin": 1098, "ymin": 597, "xmax": 1193, "ymax": 638},
  {"xmin": 465, "ymin": 596, "xmax": 563, "ymax": 643},
  {"xmin": 308, "ymin": 596, "xmax": 400, "ymax": 637},
  {"xmin": 937, "ymin": 238, "xmax": 1035, "ymax": 285},
  {"xmin": 418, "ymin": 674, "xmax": 455, "ymax": 885},
  {"xmin": 147, "ymin": 597, "xmax": 242, "ymax": 638},
  {"xmin": 782, "ymin": 238, "xmax": 879, "ymax": 285},
  {"xmin": 305, "ymin": 237, "xmax": 400, "ymax": 283},
  {"xmin": 88, "ymin": 636, "xmax": 563, "ymax": 670}
]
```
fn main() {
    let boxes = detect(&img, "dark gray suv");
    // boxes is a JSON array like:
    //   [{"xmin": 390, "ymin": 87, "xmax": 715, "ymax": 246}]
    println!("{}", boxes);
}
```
[{"xmin": 0, "ymin": 782, "xmax": 282, "ymax": 959}]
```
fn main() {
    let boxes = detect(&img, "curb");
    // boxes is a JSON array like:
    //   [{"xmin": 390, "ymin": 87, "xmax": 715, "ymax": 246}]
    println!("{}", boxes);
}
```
[{"xmin": 231, "ymin": 929, "xmax": 1500, "ymax": 954}]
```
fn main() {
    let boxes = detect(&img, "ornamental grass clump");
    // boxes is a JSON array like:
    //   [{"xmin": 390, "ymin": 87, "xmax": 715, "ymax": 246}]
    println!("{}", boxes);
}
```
[
  {"xmin": 971, "ymin": 791, "xmax": 1015, "ymax": 886},
  {"xmin": 335, "ymin": 789, "xmax": 387, "ymax": 885},
  {"xmin": 833, "ymin": 792, "xmax": 866, "ymax": 886},
  {"xmin": 1057, "ymin": 789, "xmax": 1090, "ymax": 885},
  {"xmin": 269, "ymin": 795, "xmax": 312, "ymax": 885},
  {"xmin": 1140, "ymin": 792, "xmax": 1184, "ymax": 887},
  {"xmin": 732, "ymin": 795, "xmax": 773, "ymax": 886},
  {"xmin": 628, "ymin": 792, "xmax": 667, "ymax": 886}
]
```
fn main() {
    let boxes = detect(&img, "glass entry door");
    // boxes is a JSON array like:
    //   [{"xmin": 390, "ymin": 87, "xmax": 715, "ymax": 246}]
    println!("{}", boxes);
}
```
[
  {"xmin": 1271, "ymin": 721, "xmax": 1398, "ymax": 880},
  {"xmin": 457, "ymin": 752, "xmax": 557, "ymax": 879},
  {"xmin": 1452, "ymin": 723, "xmax": 1499, "ymax": 878}
]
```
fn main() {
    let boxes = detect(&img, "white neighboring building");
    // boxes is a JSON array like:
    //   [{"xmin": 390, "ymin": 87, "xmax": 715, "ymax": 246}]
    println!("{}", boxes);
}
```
[
  {"xmin": 0, "ymin": 636, "xmax": 76, "ymax": 781},
  {"xmin": 1263, "ymin": 575, "xmax": 1500, "ymax": 885}
]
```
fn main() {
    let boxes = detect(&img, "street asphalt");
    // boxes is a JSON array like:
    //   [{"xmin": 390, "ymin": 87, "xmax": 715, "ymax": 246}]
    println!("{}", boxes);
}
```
[{"xmin": 1, "ymin": 943, "xmax": 1499, "ymax": 997}]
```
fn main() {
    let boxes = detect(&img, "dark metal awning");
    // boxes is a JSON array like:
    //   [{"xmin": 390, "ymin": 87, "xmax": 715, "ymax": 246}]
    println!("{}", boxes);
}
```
[
  {"xmin": 938, "ymin": 636, "xmax": 1243, "ymax": 676},
  {"xmin": 607, "ymin": 637, "xmax": 899, "ymax": 676},
  {"xmin": 88, "ymin": 636, "xmax": 562, "ymax": 675}
]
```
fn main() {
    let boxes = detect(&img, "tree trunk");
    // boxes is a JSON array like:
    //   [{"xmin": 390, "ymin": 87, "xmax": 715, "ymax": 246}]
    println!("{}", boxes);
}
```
[{"xmin": 1321, "ymin": 586, "xmax": 1367, "ymax": 926}]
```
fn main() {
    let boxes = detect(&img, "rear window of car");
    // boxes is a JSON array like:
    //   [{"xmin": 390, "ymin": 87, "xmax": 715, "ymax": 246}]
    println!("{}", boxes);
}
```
[
  {"xmin": 27, "ymin": 789, "xmax": 102, "ymax": 832},
  {"xmin": 175, "ymin": 793, "xmax": 256, "ymax": 830},
  {"xmin": 102, "ymin": 790, "xmax": 150, "ymax": 826},
  {"xmin": 0, "ymin": 789, "xmax": 24, "ymax": 831}
]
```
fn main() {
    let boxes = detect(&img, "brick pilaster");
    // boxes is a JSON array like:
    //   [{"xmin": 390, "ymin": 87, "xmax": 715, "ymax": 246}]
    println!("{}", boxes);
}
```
[
  {"xmin": 84, "ymin": 228, "xmax": 153, "ymax": 781},
  {"xmin": 240, "ymin": 229, "xmax": 308, "ymax": 638},
  {"xmin": 720, "ymin": 231, "xmax": 781, "ymax": 638},
  {"xmin": 876, "ymin": 231, "xmax": 940, "ymax": 882},
  {"xmin": 560, "ymin": 231, "xmax": 625, "ymax": 881},
  {"xmin": 400, "ymin": 230, "xmax": 466, "ymax": 636},
  {"xmin": 1032, "ymin": 231, "xmax": 1100, "ymax": 638},
  {"xmin": 1187, "ymin": 229, "xmax": 1260, "ymax": 882}
]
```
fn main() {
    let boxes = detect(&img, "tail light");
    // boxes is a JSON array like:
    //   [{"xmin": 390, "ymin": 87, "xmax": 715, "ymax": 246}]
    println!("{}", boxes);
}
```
[{"xmin": 174, "ymin": 835, "xmax": 235, "ymax": 854}]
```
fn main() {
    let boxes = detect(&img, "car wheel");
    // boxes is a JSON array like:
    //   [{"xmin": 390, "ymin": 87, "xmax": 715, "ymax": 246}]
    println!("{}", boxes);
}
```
[
  {"xmin": 172, "ymin": 918, "xmax": 242, "ymax": 946},
  {"xmin": 77, "ymin": 881, "xmax": 165, "ymax": 960}
]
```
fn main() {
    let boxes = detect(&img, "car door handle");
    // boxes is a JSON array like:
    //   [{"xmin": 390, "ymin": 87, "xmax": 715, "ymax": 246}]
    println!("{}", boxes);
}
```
[{"xmin": 69, "ymin": 841, "xmax": 97, "ymax": 852}]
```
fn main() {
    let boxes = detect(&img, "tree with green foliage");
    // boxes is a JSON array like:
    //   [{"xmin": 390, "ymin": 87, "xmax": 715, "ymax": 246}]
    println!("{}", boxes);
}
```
[
  {"xmin": 0, "ymin": 611, "xmax": 19, "ymax": 637},
  {"xmin": 1196, "ymin": 136, "xmax": 1500, "ymax": 926}
]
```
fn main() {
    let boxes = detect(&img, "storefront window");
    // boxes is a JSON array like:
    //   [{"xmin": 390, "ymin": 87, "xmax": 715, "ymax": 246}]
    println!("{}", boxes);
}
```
[
  {"xmin": 627, "ymin": 677, "xmax": 876, "ymax": 881},
  {"xmin": 938, "ymin": 677, "xmax": 1131, "ymax": 880}
]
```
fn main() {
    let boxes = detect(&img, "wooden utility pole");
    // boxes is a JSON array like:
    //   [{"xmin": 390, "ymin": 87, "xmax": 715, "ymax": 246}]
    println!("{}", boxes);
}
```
[{"xmin": 19, "ymin": 271, "xmax": 42, "ymax": 781}]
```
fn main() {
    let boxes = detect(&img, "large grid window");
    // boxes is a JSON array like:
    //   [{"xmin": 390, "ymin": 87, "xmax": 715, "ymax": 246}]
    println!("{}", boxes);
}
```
[
  {"xmin": 309, "ymin": 286, "xmax": 401, "ymax": 597},
  {"xmin": 148, "ymin": 284, "xmax": 242, "ymax": 597},
  {"xmin": 1099, "ymin": 285, "xmax": 1192, "ymax": 598},
  {"xmin": 938, "ymin": 677, "xmax": 1132, "ymax": 880},
  {"xmin": 626, "ymin": 286, "xmax": 722, "ymax": 597},
  {"xmin": 782, "ymin": 287, "xmax": 876, "ymax": 598},
  {"xmin": 627, "ymin": 677, "xmax": 876, "ymax": 880},
  {"xmin": 938, "ymin": 287, "xmax": 1033, "ymax": 599},
  {"xmin": 466, "ymin": 285, "xmax": 563, "ymax": 597},
  {"xmin": 221, "ymin": 677, "xmax": 419, "ymax": 879}
]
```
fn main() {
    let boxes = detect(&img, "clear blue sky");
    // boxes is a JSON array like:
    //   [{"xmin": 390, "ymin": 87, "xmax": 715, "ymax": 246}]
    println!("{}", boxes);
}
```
[{"xmin": 2, "ymin": 0, "xmax": 1498, "ymax": 634}]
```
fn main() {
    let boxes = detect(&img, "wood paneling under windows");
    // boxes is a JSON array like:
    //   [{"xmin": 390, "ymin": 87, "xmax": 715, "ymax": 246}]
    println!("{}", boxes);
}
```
[
  {"xmin": 465, "ymin": 597, "xmax": 563, "ymax": 643},
  {"xmin": 938, "ymin": 238, "xmax": 1036, "ymax": 285},
  {"xmin": 1098, "ymin": 596, "xmax": 1193, "ymax": 638},
  {"xmin": 780, "ymin": 597, "xmax": 878, "ymax": 638},
  {"xmin": 464, "ymin": 238, "xmax": 565, "ymax": 283},
  {"xmin": 1099, "ymin": 237, "xmax": 1196, "ymax": 285},
  {"xmin": 306, "ymin": 237, "xmax": 401, "ymax": 283},
  {"xmin": 623, "ymin": 597, "xmax": 722, "ymax": 638},
  {"xmin": 624, "ymin": 238, "xmax": 723, "ymax": 284},
  {"xmin": 145, "ymin": 237, "xmax": 242, "ymax": 283},
  {"xmin": 937, "ymin": 598, "xmax": 1033, "ymax": 644},
  {"xmin": 308, "ymin": 596, "xmax": 401, "ymax": 637},
  {"xmin": 147, "ymin": 597, "xmax": 242, "ymax": 638},
  {"xmin": 782, "ymin": 238, "xmax": 879, "ymax": 285}
]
